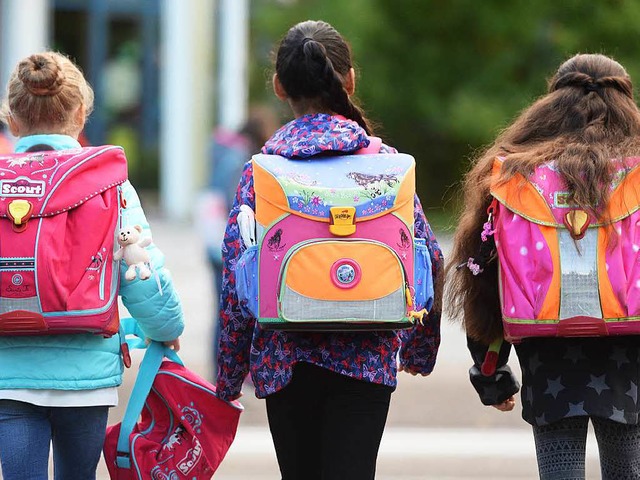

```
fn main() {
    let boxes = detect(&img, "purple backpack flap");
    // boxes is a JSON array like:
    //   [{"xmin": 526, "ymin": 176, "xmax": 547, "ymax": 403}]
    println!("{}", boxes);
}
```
[
  {"xmin": 0, "ymin": 146, "xmax": 127, "ymax": 336},
  {"xmin": 489, "ymin": 156, "xmax": 640, "ymax": 343}
]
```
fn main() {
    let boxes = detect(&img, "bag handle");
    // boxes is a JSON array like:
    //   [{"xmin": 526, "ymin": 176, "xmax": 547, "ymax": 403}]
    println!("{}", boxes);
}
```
[{"xmin": 115, "ymin": 317, "xmax": 183, "ymax": 469}]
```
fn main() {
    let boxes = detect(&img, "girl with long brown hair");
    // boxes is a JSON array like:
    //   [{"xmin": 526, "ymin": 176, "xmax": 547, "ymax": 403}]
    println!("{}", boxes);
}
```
[{"xmin": 447, "ymin": 53, "xmax": 640, "ymax": 479}]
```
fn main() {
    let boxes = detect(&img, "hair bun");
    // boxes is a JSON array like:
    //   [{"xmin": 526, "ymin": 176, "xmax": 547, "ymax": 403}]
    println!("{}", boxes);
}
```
[{"xmin": 17, "ymin": 53, "xmax": 66, "ymax": 96}]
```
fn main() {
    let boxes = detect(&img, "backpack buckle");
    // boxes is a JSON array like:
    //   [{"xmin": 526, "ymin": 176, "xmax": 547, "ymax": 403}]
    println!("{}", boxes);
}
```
[
  {"xmin": 329, "ymin": 206, "xmax": 356, "ymax": 236},
  {"xmin": 7, "ymin": 199, "xmax": 33, "ymax": 232},
  {"xmin": 564, "ymin": 209, "xmax": 590, "ymax": 240}
]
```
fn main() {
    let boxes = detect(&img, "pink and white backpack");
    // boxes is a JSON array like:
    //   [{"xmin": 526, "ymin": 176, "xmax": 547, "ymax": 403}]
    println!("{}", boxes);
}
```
[
  {"xmin": 488, "ymin": 156, "xmax": 640, "ymax": 342},
  {"xmin": 0, "ymin": 145, "xmax": 127, "ymax": 336}
]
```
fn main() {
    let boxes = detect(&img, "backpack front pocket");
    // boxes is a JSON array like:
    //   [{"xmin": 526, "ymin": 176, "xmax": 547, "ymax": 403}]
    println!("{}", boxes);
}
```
[{"xmin": 278, "ymin": 240, "xmax": 408, "ymax": 324}]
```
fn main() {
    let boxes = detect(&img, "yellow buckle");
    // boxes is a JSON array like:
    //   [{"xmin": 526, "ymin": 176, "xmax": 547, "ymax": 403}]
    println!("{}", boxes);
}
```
[
  {"xmin": 329, "ymin": 206, "xmax": 356, "ymax": 236},
  {"xmin": 8, "ymin": 199, "xmax": 33, "ymax": 231},
  {"xmin": 564, "ymin": 209, "xmax": 590, "ymax": 240}
]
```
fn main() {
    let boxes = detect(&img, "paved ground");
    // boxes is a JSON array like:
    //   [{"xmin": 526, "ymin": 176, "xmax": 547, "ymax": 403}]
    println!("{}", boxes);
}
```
[{"xmin": 61, "ymin": 214, "xmax": 601, "ymax": 479}]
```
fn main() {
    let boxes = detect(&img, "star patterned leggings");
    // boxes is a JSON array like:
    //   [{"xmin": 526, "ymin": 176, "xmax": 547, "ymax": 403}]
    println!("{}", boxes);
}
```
[{"xmin": 533, "ymin": 416, "xmax": 640, "ymax": 480}]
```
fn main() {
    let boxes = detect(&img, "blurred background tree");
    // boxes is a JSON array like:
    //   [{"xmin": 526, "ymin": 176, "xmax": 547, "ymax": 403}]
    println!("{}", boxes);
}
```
[{"xmin": 249, "ymin": 0, "xmax": 640, "ymax": 226}]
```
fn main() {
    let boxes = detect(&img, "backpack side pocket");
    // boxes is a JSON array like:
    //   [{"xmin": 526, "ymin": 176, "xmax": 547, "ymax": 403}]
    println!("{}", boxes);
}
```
[
  {"xmin": 414, "ymin": 238, "xmax": 434, "ymax": 312},
  {"xmin": 235, "ymin": 245, "xmax": 259, "ymax": 317}
]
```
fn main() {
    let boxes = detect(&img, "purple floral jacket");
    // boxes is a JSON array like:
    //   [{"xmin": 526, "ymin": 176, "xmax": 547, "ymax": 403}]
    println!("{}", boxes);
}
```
[{"xmin": 216, "ymin": 113, "xmax": 443, "ymax": 400}]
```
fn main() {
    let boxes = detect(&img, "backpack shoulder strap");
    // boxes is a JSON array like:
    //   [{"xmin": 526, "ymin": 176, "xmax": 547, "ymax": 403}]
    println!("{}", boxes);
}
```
[
  {"xmin": 489, "ymin": 157, "xmax": 557, "ymax": 226},
  {"xmin": 607, "ymin": 161, "xmax": 640, "ymax": 221}
]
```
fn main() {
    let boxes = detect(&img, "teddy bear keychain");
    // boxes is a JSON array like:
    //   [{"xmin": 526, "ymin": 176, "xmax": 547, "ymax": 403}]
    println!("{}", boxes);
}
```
[{"xmin": 114, "ymin": 225, "xmax": 153, "ymax": 281}]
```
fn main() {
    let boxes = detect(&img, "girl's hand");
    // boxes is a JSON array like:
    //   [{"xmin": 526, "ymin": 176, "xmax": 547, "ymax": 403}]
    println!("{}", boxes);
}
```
[
  {"xmin": 398, "ymin": 364, "xmax": 430, "ymax": 377},
  {"xmin": 163, "ymin": 338, "xmax": 181, "ymax": 352},
  {"xmin": 492, "ymin": 395, "xmax": 516, "ymax": 412}
]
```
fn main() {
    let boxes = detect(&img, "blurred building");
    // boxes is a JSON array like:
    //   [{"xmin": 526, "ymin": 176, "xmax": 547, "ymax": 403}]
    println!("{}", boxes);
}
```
[{"xmin": 0, "ymin": 0, "xmax": 220, "ymax": 220}]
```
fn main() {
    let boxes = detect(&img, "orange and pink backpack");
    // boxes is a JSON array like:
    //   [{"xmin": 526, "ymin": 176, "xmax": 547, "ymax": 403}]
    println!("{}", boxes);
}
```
[
  {"xmin": 485, "ymin": 156, "xmax": 640, "ymax": 343},
  {"xmin": 235, "ymin": 145, "xmax": 433, "ymax": 331}
]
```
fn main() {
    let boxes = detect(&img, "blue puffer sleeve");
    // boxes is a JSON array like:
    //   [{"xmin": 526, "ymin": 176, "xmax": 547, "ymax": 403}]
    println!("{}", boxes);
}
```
[{"xmin": 117, "ymin": 181, "xmax": 184, "ymax": 341}]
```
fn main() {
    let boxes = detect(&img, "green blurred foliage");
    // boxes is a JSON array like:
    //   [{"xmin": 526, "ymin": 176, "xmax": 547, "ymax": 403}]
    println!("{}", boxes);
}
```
[{"xmin": 249, "ymin": 0, "xmax": 640, "ymax": 218}]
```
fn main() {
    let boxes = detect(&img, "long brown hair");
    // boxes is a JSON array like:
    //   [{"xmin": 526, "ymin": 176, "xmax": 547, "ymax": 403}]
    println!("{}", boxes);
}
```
[{"xmin": 446, "ymin": 53, "xmax": 640, "ymax": 345}]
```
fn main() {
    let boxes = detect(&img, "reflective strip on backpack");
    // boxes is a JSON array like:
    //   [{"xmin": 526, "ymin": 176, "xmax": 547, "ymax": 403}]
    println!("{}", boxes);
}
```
[{"xmin": 558, "ymin": 229, "xmax": 602, "ymax": 319}]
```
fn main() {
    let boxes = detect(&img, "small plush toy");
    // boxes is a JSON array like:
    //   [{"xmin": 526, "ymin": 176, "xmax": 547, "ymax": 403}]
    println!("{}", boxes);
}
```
[{"xmin": 114, "ymin": 225, "xmax": 152, "ymax": 281}]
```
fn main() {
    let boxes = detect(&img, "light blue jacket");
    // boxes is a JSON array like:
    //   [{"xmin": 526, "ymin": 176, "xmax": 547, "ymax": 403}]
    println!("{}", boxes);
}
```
[{"xmin": 0, "ymin": 135, "xmax": 184, "ymax": 390}]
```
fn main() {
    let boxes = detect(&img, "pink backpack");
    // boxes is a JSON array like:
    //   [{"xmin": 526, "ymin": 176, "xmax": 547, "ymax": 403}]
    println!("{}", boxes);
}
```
[
  {"xmin": 0, "ymin": 145, "xmax": 127, "ymax": 336},
  {"xmin": 104, "ymin": 318, "xmax": 243, "ymax": 479},
  {"xmin": 488, "ymin": 156, "xmax": 640, "ymax": 342},
  {"xmin": 236, "ymin": 142, "xmax": 434, "ymax": 331}
]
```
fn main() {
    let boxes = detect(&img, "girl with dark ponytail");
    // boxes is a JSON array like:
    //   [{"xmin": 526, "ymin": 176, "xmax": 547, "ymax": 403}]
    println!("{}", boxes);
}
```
[
  {"xmin": 273, "ymin": 20, "xmax": 373, "ymax": 134},
  {"xmin": 216, "ymin": 20, "xmax": 443, "ymax": 479}
]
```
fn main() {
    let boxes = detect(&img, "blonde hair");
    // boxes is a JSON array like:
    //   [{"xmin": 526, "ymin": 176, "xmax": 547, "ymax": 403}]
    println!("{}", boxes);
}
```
[{"xmin": 1, "ymin": 52, "xmax": 94, "ymax": 135}]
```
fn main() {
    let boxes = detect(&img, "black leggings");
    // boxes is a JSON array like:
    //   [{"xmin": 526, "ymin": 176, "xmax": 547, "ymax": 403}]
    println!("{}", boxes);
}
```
[
  {"xmin": 265, "ymin": 362, "xmax": 394, "ymax": 480},
  {"xmin": 533, "ymin": 416, "xmax": 640, "ymax": 480}
]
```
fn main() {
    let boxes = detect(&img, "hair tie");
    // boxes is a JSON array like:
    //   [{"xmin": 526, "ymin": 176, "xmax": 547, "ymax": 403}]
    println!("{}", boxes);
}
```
[
  {"xmin": 584, "ymin": 82, "xmax": 601, "ymax": 93},
  {"xmin": 301, "ymin": 37, "xmax": 314, "ymax": 47},
  {"xmin": 24, "ymin": 83, "xmax": 63, "ymax": 97}
]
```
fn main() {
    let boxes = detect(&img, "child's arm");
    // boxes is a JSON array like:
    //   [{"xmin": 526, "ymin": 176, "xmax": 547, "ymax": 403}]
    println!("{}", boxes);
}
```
[
  {"xmin": 118, "ymin": 181, "xmax": 184, "ymax": 342},
  {"xmin": 215, "ymin": 162, "xmax": 256, "ymax": 401},
  {"xmin": 398, "ymin": 195, "xmax": 443, "ymax": 375},
  {"xmin": 467, "ymin": 336, "xmax": 520, "ymax": 406}
]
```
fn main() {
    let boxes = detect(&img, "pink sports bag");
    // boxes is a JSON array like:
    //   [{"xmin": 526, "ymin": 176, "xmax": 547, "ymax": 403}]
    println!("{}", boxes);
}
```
[
  {"xmin": 104, "ymin": 318, "xmax": 243, "ymax": 479},
  {"xmin": 0, "ymin": 145, "xmax": 127, "ymax": 336}
]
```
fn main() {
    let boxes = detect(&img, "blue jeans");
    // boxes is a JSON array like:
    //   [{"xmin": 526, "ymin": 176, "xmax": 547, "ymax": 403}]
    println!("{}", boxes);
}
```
[{"xmin": 0, "ymin": 400, "xmax": 109, "ymax": 480}]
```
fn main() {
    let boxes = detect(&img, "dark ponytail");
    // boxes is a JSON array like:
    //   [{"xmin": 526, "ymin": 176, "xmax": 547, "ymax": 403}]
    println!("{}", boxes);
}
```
[{"xmin": 275, "ymin": 20, "xmax": 373, "ymax": 135}]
